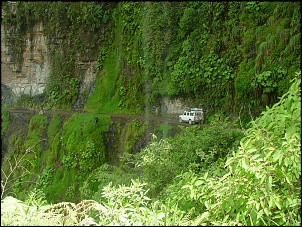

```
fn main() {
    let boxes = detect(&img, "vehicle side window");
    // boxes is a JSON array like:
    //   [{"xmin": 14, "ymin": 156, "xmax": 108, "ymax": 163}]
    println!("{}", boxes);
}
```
[{"xmin": 190, "ymin": 112, "xmax": 193, "ymax": 116}]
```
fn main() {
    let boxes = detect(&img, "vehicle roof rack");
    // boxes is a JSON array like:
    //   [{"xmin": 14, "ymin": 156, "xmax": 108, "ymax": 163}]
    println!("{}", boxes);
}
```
[{"xmin": 190, "ymin": 108, "xmax": 203, "ymax": 111}]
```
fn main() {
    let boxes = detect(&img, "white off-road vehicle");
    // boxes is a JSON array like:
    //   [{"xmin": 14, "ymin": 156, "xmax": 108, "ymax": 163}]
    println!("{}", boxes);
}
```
[{"xmin": 179, "ymin": 108, "xmax": 204, "ymax": 124}]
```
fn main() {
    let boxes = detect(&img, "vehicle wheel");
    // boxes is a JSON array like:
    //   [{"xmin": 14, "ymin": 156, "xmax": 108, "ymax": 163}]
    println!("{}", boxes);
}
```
[
  {"xmin": 179, "ymin": 117, "xmax": 183, "ymax": 123},
  {"xmin": 189, "ymin": 119, "xmax": 192, "ymax": 125}
]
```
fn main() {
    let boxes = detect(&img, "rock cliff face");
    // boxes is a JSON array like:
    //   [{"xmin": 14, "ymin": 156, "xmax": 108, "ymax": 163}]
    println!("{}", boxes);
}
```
[
  {"xmin": 1, "ymin": 22, "xmax": 50, "ymax": 104},
  {"xmin": 1, "ymin": 20, "xmax": 97, "ymax": 107}
]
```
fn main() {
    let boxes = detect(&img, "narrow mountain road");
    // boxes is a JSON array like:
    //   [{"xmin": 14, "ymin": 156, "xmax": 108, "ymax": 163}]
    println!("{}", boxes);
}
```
[{"xmin": 2, "ymin": 108, "xmax": 194, "ymax": 127}]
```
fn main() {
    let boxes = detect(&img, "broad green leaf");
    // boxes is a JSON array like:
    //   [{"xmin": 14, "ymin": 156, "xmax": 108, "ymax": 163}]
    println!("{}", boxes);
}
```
[
  {"xmin": 220, "ymin": 172, "xmax": 231, "ymax": 182},
  {"xmin": 192, "ymin": 211, "xmax": 209, "ymax": 225},
  {"xmin": 247, "ymin": 148, "xmax": 257, "ymax": 153},
  {"xmin": 257, "ymin": 209, "xmax": 264, "ymax": 220},
  {"xmin": 266, "ymin": 175, "xmax": 272, "ymax": 193},
  {"xmin": 278, "ymin": 153, "xmax": 284, "ymax": 165},
  {"xmin": 255, "ymin": 171, "xmax": 264, "ymax": 179},
  {"xmin": 194, "ymin": 180, "xmax": 203, "ymax": 186},
  {"xmin": 284, "ymin": 157, "xmax": 289, "ymax": 167},
  {"xmin": 260, "ymin": 174, "xmax": 266, "ymax": 184},
  {"xmin": 266, "ymin": 150, "xmax": 274, "ymax": 159},
  {"xmin": 242, "ymin": 158, "xmax": 249, "ymax": 170},
  {"xmin": 269, "ymin": 197, "xmax": 274, "ymax": 208},
  {"xmin": 204, "ymin": 172, "xmax": 208, "ymax": 179},
  {"xmin": 251, "ymin": 154, "xmax": 261, "ymax": 160},
  {"xmin": 263, "ymin": 207, "xmax": 270, "ymax": 216},
  {"xmin": 246, "ymin": 200, "xmax": 254, "ymax": 205},
  {"xmin": 284, "ymin": 175, "xmax": 292, "ymax": 185},
  {"xmin": 286, "ymin": 125, "xmax": 296, "ymax": 135},
  {"xmin": 200, "ymin": 211, "xmax": 209, "ymax": 220},
  {"xmin": 255, "ymin": 202, "xmax": 260, "ymax": 211},
  {"xmin": 223, "ymin": 214, "xmax": 229, "ymax": 222},
  {"xmin": 275, "ymin": 168, "xmax": 284, "ymax": 178},
  {"xmin": 275, "ymin": 199, "xmax": 282, "ymax": 210},
  {"xmin": 205, "ymin": 201, "xmax": 209, "ymax": 209},
  {"xmin": 250, "ymin": 209, "xmax": 257, "ymax": 224},
  {"xmin": 273, "ymin": 150, "xmax": 281, "ymax": 162},
  {"xmin": 157, "ymin": 212, "xmax": 165, "ymax": 220},
  {"xmin": 224, "ymin": 157, "xmax": 234, "ymax": 167},
  {"xmin": 181, "ymin": 185, "xmax": 190, "ymax": 189}
]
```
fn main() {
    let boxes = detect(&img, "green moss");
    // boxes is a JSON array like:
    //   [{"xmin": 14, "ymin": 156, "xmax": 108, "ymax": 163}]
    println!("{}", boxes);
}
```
[
  {"xmin": 42, "ymin": 113, "xmax": 111, "ymax": 203},
  {"xmin": 84, "ymin": 7, "xmax": 144, "ymax": 115},
  {"xmin": 40, "ymin": 114, "xmax": 62, "ymax": 167},
  {"xmin": 51, "ymin": 133, "xmax": 61, "ymax": 162},
  {"xmin": 1, "ymin": 110, "xmax": 10, "ymax": 137},
  {"xmin": 3, "ymin": 113, "xmax": 48, "ymax": 201},
  {"xmin": 45, "ymin": 166, "xmax": 79, "ymax": 203},
  {"xmin": 84, "ymin": 45, "xmax": 122, "ymax": 114},
  {"xmin": 24, "ymin": 115, "xmax": 48, "ymax": 156},
  {"xmin": 21, "ymin": 114, "xmax": 48, "ymax": 172},
  {"xmin": 122, "ymin": 119, "xmax": 148, "ymax": 155}
]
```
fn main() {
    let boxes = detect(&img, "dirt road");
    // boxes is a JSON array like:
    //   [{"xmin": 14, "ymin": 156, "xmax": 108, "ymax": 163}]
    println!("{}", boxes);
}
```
[{"xmin": 2, "ymin": 108, "xmax": 192, "ymax": 126}]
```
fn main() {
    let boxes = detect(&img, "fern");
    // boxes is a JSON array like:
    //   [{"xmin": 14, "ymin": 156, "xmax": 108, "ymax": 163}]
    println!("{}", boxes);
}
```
[
  {"xmin": 285, "ymin": 33, "xmax": 301, "ymax": 53},
  {"xmin": 267, "ymin": 15, "xmax": 275, "ymax": 27},
  {"xmin": 258, "ymin": 41, "xmax": 269, "ymax": 56},
  {"xmin": 276, "ymin": 27, "xmax": 290, "ymax": 44}
]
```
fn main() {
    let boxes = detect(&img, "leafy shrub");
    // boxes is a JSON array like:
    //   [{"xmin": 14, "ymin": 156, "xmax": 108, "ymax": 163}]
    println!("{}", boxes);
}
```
[
  {"xmin": 80, "ymin": 163, "xmax": 139, "ymax": 201},
  {"xmin": 161, "ymin": 72, "xmax": 301, "ymax": 225},
  {"xmin": 127, "ymin": 125, "xmax": 243, "ymax": 198},
  {"xmin": 98, "ymin": 179, "xmax": 188, "ymax": 226},
  {"xmin": 169, "ymin": 125, "xmax": 244, "ymax": 173},
  {"xmin": 1, "ymin": 180, "xmax": 188, "ymax": 226},
  {"xmin": 132, "ymin": 137, "xmax": 178, "ymax": 197}
]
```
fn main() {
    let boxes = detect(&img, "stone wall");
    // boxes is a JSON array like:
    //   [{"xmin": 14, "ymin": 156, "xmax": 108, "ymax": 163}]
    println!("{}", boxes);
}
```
[{"xmin": 161, "ymin": 97, "xmax": 189, "ymax": 114}]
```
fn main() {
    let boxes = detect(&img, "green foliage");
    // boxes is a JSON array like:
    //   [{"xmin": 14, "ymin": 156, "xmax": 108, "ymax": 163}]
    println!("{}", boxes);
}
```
[
  {"xmin": 132, "ymin": 137, "xmax": 177, "ymax": 198},
  {"xmin": 1, "ymin": 72, "xmax": 300, "ymax": 225},
  {"xmin": 161, "ymin": 72, "xmax": 301, "ymax": 225},
  {"xmin": 1, "ymin": 148, "xmax": 31, "ymax": 200},
  {"xmin": 42, "ymin": 113, "xmax": 110, "ymax": 203},
  {"xmin": 124, "ymin": 119, "xmax": 148, "ymax": 154},
  {"xmin": 125, "ymin": 125, "xmax": 243, "ymax": 198},
  {"xmin": 97, "ymin": 179, "xmax": 187, "ymax": 225},
  {"xmin": 1, "ymin": 1, "xmax": 302, "ymax": 225},
  {"xmin": 44, "ymin": 50, "xmax": 79, "ymax": 109},
  {"xmin": 80, "ymin": 163, "xmax": 138, "ymax": 201},
  {"xmin": 3, "ymin": 1, "xmax": 300, "ymax": 118},
  {"xmin": 86, "ymin": 1, "xmax": 145, "ymax": 114},
  {"xmin": 1, "ymin": 181, "xmax": 188, "ymax": 226},
  {"xmin": 36, "ymin": 166, "xmax": 54, "ymax": 191},
  {"xmin": 1, "ymin": 110, "xmax": 10, "ymax": 137},
  {"xmin": 1, "ymin": 192, "xmax": 52, "ymax": 226},
  {"xmin": 84, "ymin": 49, "xmax": 122, "ymax": 113},
  {"xmin": 153, "ymin": 124, "xmax": 172, "ymax": 139},
  {"xmin": 170, "ymin": 125, "xmax": 244, "ymax": 173},
  {"xmin": 47, "ymin": 114, "xmax": 61, "ymax": 148},
  {"xmin": 205, "ymin": 112, "xmax": 231, "ymax": 126},
  {"xmin": 117, "ymin": 119, "xmax": 149, "ymax": 168},
  {"xmin": 15, "ymin": 114, "xmax": 48, "ymax": 182}
]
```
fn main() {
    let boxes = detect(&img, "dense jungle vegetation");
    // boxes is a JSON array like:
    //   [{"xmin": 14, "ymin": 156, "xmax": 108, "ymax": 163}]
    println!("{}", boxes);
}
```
[
  {"xmin": 1, "ymin": 1, "xmax": 301, "ymax": 121},
  {"xmin": 1, "ymin": 1, "xmax": 301, "ymax": 226},
  {"xmin": 1, "ymin": 73, "xmax": 300, "ymax": 225}
]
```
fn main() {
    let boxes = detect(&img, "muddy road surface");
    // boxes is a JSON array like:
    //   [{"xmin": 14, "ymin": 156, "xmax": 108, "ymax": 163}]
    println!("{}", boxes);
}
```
[{"xmin": 2, "ymin": 108, "xmax": 194, "ymax": 127}]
